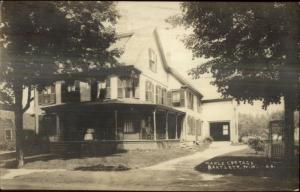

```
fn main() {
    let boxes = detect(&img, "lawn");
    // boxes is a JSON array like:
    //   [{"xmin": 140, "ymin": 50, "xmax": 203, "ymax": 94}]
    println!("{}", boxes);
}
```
[
  {"xmin": 2, "ymin": 145, "xmax": 299, "ymax": 191},
  {"xmin": 2, "ymin": 144, "xmax": 209, "ymax": 171}
]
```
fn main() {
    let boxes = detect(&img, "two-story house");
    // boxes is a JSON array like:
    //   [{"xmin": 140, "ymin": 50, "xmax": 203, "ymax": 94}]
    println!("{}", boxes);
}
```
[{"xmin": 18, "ymin": 27, "xmax": 238, "ymax": 152}]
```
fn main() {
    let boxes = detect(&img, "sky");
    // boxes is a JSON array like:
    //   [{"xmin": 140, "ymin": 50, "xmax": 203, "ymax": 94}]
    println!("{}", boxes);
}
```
[{"xmin": 115, "ymin": 1, "xmax": 284, "ymax": 114}]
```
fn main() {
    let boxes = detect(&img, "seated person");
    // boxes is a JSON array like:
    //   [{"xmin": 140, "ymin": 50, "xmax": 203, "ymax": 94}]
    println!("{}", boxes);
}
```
[{"xmin": 84, "ymin": 128, "xmax": 95, "ymax": 141}]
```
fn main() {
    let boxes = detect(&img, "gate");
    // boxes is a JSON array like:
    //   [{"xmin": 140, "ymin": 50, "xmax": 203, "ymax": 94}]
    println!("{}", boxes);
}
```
[{"xmin": 265, "ymin": 120, "xmax": 284, "ymax": 159}]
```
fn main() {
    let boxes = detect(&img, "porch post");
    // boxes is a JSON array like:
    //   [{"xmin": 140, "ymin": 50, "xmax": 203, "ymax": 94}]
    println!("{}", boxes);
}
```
[
  {"xmin": 153, "ymin": 109, "xmax": 156, "ymax": 141},
  {"xmin": 115, "ymin": 110, "xmax": 118, "ymax": 140},
  {"xmin": 175, "ymin": 114, "xmax": 178, "ymax": 139},
  {"xmin": 165, "ymin": 111, "xmax": 169, "ymax": 140}
]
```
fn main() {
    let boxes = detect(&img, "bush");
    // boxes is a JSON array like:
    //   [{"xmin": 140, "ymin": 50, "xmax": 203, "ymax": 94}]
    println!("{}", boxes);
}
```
[
  {"xmin": 248, "ymin": 137, "xmax": 265, "ymax": 154},
  {"xmin": 203, "ymin": 136, "xmax": 214, "ymax": 144}
]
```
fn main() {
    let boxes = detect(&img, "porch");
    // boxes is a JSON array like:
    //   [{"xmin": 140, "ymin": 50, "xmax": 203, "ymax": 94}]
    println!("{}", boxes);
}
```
[{"xmin": 41, "ymin": 101, "xmax": 185, "ymax": 153}]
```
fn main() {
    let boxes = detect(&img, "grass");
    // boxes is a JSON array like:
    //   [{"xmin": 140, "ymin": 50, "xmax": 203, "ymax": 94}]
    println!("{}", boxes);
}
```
[{"xmin": 2, "ymin": 144, "xmax": 209, "ymax": 170}]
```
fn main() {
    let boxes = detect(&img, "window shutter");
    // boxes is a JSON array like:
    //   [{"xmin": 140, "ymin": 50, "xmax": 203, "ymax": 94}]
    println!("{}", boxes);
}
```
[
  {"xmin": 180, "ymin": 89, "xmax": 185, "ymax": 107},
  {"xmin": 75, "ymin": 80, "xmax": 80, "ymax": 91},
  {"xmin": 148, "ymin": 48, "xmax": 151, "ymax": 68},
  {"xmin": 105, "ymin": 78, "xmax": 111, "ymax": 99},
  {"xmin": 134, "ymin": 78, "xmax": 139, "ymax": 98},
  {"xmin": 91, "ymin": 80, "xmax": 98, "ymax": 101},
  {"xmin": 151, "ymin": 83, "xmax": 154, "ymax": 102},
  {"xmin": 145, "ymin": 81, "xmax": 149, "ymax": 101},
  {"xmin": 167, "ymin": 91, "xmax": 172, "ymax": 106},
  {"xmin": 162, "ymin": 89, "xmax": 167, "ymax": 105},
  {"xmin": 198, "ymin": 120, "xmax": 202, "ymax": 136},
  {"xmin": 118, "ymin": 79, "xmax": 123, "ymax": 98},
  {"xmin": 134, "ymin": 86, "xmax": 139, "ymax": 98},
  {"xmin": 154, "ymin": 54, "xmax": 157, "ymax": 72},
  {"xmin": 51, "ymin": 85, "xmax": 55, "ymax": 93},
  {"xmin": 155, "ymin": 86, "xmax": 159, "ymax": 104},
  {"xmin": 61, "ymin": 81, "xmax": 66, "ymax": 103}
]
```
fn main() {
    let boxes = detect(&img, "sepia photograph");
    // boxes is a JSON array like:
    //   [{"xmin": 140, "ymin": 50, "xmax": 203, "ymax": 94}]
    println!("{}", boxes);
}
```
[{"xmin": 0, "ymin": 1, "xmax": 299, "ymax": 191}]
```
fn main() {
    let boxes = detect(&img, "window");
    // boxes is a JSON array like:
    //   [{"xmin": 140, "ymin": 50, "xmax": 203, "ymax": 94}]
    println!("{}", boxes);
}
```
[
  {"xmin": 171, "ymin": 89, "xmax": 185, "ymax": 107},
  {"xmin": 5, "ymin": 129, "xmax": 12, "ymax": 141},
  {"xmin": 124, "ymin": 121, "xmax": 134, "ymax": 133},
  {"xmin": 94, "ymin": 78, "xmax": 110, "ymax": 100},
  {"xmin": 156, "ymin": 85, "xmax": 162, "ymax": 104},
  {"xmin": 187, "ymin": 91, "xmax": 194, "ymax": 110},
  {"xmin": 187, "ymin": 116, "xmax": 195, "ymax": 135},
  {"xmin": 223, "ymin": 125, "xmax": 229, "ymax": 135},
  {"xmin": 145, "ymin": 80, "xmax": 154, "ymax": 102},
  {"xmin": 80, "ymin": 81, "xmax": 91, "ymax": 102},
  {"xmin": 39, "ymin": 115, "xmax": 57, "ymax": 136},
  {"xmin": 38, "ymin": 84, "xmax": 56, "ymax": 105},
  {"xmin": 172, "ymin": 91, "xmax": 180, "ymax": 105},
  {"xmin": 149, "ymin": 48, "xmax": 157, "ymax": 72},
  {"xmin": 118, "ymin": 78, "xmax": 137, "ymax": 98},
  {"xmin": 61, "ymin": 80, "xmax": 80, "ymax": 103}
]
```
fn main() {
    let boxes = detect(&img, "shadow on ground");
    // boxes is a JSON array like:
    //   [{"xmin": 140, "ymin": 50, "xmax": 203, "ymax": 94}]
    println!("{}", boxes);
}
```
[
  {"xmin": 74, "ymin": 164, "xmax": 130, "ymax": 171},
  {"xmin": 195, "ymin": 155, "xmax": 299, "ymax": 178},
  {"xmin": 1, "ymin": 149, "xmax": 128, "ymax": 169}
]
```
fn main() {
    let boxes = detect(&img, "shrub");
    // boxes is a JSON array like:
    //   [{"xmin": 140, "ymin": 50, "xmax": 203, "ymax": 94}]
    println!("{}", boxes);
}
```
[
  {"xmin": 248, "ymin": 137, "xmax": 265, "ymax": 154},
  {"xmin": 203, "ymin": 136, "xmax": 214, "ymax": 144}
]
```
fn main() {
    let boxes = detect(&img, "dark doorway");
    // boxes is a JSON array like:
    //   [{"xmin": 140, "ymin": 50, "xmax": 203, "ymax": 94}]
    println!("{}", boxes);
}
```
[{"xmin": 209, "ymin": 122, "xmax": 230, "ymax": 141}]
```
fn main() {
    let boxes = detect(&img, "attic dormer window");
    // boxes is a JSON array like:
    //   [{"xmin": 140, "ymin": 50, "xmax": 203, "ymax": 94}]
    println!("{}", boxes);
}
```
[{"xmin": 148, "ymin": 48, "xmax": 157, "ymax": 72}]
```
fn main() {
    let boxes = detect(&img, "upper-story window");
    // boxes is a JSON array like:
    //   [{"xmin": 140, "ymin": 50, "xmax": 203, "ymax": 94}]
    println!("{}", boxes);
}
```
[
  {"xmin": 149, "ymin": 48, "xmax": 157, "ymax": 73},
  {"xmin": 118, "ymin": 78, "xmax": 138, "ymax": 98},
  {"xmin": 38, "ymin": 84, "xmax": 56, "ymax": 105},
  {"xmin": 61, "ymin": 80, "xmax": 80, "ymax": 103},
  {"xmin": 145, "ymin": 80, "xmax": 154, "ymax": 102},
  {"xmin": 155, "ymin": 86, "xmax": 167, "ymax": 105},
  {"xmin": 91, "ymin": 78, "xmax": 111, "ymax": 101},
  {"xmin": 187, "ymin": 91, "xmax": 194, "ymax": 110},
  {"xmin": 171, "ymin": 89, "xmax": 185, "ymax": 107}
]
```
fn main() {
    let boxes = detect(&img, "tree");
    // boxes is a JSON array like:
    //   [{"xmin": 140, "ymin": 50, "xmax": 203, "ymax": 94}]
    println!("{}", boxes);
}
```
[
  {"xmin": 238, "ymin": 113, "xmax": 269, "ymax": 138},
  {"xmin": 0, "ymin": 1, "xmax": 120, "ymax": 168},
  {"xmin": 169, "ymin": 2, "xmax": 299, "ymax": 166}
]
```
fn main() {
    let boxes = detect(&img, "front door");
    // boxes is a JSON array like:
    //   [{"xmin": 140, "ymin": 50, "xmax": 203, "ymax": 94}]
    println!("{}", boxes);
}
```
[{"xmin": 210, "ymin": 122, "xmax": 230, "ymax": 141}]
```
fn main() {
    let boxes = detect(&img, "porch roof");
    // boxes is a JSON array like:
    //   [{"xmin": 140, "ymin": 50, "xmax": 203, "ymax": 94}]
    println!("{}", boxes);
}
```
[
  {"xmin": 36, "ymin": 65, "xmax": 141, "ymax": 81},
  {"xmin": 41, "ymin": 99, "xmax": 186, "ymax": 115}
]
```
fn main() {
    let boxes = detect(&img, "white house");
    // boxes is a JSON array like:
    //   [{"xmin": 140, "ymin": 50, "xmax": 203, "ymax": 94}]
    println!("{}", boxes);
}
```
[{"xmin": 15, "ymin": 27, "xmax": 238, "ymax": 152}]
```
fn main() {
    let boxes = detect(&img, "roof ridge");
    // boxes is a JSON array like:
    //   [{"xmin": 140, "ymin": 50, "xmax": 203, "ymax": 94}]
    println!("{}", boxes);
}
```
[{"xmin": 153, "ymin": 28, "xmax": 203, "ymax": 98}]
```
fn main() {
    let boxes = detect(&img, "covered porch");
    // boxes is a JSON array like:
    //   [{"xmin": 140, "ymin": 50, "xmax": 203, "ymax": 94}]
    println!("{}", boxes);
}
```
[{"xmin": 41, "ymin": 101, "xmax": 185, "ymax": 153}]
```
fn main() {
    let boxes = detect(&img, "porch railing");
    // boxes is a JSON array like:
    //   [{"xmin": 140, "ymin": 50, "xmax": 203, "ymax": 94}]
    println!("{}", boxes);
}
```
[{"xmin": 38, "ymin": 93, "xmax": 56, "ymax": 105}]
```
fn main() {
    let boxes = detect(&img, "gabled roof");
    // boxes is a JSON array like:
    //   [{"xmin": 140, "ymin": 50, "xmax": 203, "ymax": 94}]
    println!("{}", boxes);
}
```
[
  {"xmin": 114, "ymin": 27, "xmax": 203, "ymax": 98},
  {"xmin": 153, "ymin": 29, "xmax": 203, "ymax": 98},
  {"xmin": 112, "ymin": 27, "xmax": 156, "ymax": 66}
]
